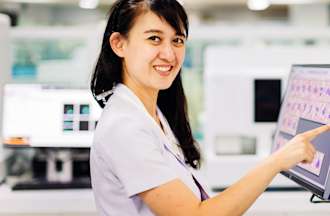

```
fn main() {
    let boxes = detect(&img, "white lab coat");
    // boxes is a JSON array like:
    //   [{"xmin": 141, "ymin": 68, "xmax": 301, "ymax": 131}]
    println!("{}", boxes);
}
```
[{"xmin": 90, "ymin": 83, "xmax": 206, "ymax": 216}]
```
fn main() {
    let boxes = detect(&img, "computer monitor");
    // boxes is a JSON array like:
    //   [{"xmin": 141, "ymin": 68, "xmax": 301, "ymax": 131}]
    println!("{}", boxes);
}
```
[
  {"xmin": 2, "ymin": 84, "xmax": 102, "ymax": 148},
  {"xmin": 272, "ymin": 65, "xmax": 330, "ymax": 200}
]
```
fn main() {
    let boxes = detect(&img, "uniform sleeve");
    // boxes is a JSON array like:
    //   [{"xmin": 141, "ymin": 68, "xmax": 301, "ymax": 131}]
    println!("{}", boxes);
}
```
[{"xmin": 96, "ymin": 120, "xmax": 178, "ymax": 198}]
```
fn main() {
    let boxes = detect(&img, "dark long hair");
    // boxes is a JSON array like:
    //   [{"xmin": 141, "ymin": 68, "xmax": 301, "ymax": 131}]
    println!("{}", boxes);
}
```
[{"xmin": 90, "ymin": 0, "xmax": 201, "ymax": 169}]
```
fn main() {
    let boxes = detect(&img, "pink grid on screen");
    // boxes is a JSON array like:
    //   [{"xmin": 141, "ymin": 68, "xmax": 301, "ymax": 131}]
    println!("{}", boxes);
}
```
[{"xmin": 279, "ymin": 74, "xmax": 330, "ymax": 136}]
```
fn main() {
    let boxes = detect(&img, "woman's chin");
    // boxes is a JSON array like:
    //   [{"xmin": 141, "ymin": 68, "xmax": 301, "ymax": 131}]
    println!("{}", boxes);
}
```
[{"xmin": 156, "ymin": 81, "xmax": 175, "ymax": 91}]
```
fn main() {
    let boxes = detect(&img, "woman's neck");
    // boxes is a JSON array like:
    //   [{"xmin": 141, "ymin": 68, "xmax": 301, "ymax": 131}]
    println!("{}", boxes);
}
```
[{"xmin": 123, "ymin": 79, "xmax": 159, "ymax": 121}]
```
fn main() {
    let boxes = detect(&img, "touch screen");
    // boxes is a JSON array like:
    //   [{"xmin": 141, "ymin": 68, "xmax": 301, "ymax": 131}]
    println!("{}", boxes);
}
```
[{"xmin": 273, "ymin": 65, "xmax": 330, "ymax": 199}]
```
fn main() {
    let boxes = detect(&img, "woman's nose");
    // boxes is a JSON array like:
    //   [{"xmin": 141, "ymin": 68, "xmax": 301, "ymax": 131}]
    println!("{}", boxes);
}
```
[{"xmin": 159, "ymin": 43, "xmax": 175, "ymax": 62}]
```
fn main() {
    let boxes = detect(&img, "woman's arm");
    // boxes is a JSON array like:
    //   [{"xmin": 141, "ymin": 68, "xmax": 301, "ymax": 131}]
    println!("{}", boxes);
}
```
[{"xmin": 139, "ymin": 125, "xmax": 329, "ymax": 216}]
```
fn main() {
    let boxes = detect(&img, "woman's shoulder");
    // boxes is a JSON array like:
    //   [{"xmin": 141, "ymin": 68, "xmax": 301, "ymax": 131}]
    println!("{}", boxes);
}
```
[
  {"xmin": 98, "ymin": 98, "xmax": 145, "ymax": 129},
  {"xmin": 92, "ymin": 106, "xmax": 160, "ymax": 159},
  {"xmin": 93, "ymin": 94, "xmax": 154, "ymax": 142}
]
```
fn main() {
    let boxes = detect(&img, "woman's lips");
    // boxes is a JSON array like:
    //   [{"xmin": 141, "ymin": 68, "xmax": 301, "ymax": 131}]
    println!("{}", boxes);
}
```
[{"xmin": 153, "ymin": 65, "xmax": 173, "ymax": 76}]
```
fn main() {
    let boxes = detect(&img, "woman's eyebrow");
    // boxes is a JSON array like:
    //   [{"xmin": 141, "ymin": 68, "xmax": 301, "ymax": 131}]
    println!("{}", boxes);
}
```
[
  {"xmin": 144, "ymin": 29, "xmax": 186, "ymax": 38},
  {"xmin": 144, "ymin": 29, "xmax": 163, "ymax": 34},
  {"xmin": 176, "ymin": 33, "xmax": 186, "ymax": 38}
]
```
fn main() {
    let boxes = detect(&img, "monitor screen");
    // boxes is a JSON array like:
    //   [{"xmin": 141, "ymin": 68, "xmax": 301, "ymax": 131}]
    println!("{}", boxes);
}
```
[
  {"xmin": 272, "ymin": 65, "xmax": 330, "ymax": 200},
  {"xmin": 2, "ymin": 84, "xmax": 102, "ymax": 147}
]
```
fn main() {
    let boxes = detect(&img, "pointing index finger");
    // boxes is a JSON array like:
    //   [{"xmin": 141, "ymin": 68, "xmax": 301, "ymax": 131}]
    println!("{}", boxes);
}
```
[{"xmin": 301, "ymin": 124, "xmax": 330, "ymax": 140}]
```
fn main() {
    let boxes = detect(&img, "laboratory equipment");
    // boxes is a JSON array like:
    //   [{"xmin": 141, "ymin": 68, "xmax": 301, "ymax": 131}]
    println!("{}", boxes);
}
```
[
  {"xmin": 0, "ymin": 14, "xmax": 11, "ymax": 184},
  {"xmin": 10, "ymin": 148, "xmax": 92, "ymax": 190},
  {"xmin": 2, "ymin": 84, "xmax": 102, "ymax": 189},
  {"xmin": 273, "ymin": 65, "xmax": 330, "ymax": 201},
  {"xmin": 2, "ymin": 84, "xmax": 102, "ymax": 148}
]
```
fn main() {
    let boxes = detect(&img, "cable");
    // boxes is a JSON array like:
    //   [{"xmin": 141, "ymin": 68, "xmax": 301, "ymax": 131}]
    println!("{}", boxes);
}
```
[{"xmin": 310, "ymin": 194, "xmax": 330, "ymax": 203}]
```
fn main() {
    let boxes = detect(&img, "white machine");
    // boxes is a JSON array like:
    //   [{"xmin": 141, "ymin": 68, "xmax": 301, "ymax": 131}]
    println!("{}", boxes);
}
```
[
  {"xmin": 0, "ymin": 23, "xmax": 103, "ymax": 189},
  {"xmin": 0, "ymin": 14, "xmax": 11, "ymax": 183},
  {"xmin": 2, "ymin": 84, "xmax": 102, "ymax": 148},
  {"xmin": 203, "ymin": 46, "xmax": 330, "ymax": 191},
  {"xmin": 2, "ymin": 84, "xmax": 102, "ymax": 185}
]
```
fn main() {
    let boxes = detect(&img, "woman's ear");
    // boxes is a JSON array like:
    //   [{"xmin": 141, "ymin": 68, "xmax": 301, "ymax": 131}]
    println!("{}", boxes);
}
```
[{"xmin": 109, "ymin": 32, "xmax": 126, "ymax": 58}]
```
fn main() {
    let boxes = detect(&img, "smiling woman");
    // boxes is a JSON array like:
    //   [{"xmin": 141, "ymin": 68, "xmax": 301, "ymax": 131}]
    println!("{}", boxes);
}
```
[
  {"xmin": 90, "ymin": 0, "xmax": 204, "ymax": 215},
  {"xmin": 89, "ymin": 0, "xmax": 328, "ymax": 216},
  {"xmin": 90, "ymin": 0, "xmax": 200, "ymax": 168}
]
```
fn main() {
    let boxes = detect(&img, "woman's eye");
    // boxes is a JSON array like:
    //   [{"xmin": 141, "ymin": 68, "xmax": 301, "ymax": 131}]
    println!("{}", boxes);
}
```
[
  {"xmin": 173, "ymin": 38, "xmax": 185, "ymax": 45},
  {"xmin": 148, "ymin": 36, "xmax": 161, "ymax": 42}
]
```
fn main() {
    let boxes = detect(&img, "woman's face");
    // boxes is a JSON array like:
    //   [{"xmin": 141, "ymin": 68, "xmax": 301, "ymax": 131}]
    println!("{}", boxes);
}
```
[{"xmin": 120, "ymin": 11, "xmax": 186, "ymax": 92}]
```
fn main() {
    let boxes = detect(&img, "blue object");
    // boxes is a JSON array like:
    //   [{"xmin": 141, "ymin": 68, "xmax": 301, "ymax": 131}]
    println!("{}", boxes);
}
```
[{"xmin": 12, "ymin": 64, "xmax": 37, "ymax": 79}]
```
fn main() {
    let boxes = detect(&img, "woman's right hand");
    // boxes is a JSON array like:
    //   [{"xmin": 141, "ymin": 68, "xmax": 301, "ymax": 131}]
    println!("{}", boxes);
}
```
[{"xmin": 272, "ymin": 124, "xmax": 330, "ymax": 172}]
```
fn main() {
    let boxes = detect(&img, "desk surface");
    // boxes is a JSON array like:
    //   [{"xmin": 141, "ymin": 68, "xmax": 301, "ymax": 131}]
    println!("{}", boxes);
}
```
[
  {"xmin": 0, "ymin": 184, "xmax": 96, "ymax": 214},
  {"xmin": 246, "ymin": 191, "xmax": 330, "ymax": 214},
  {"xmin": 0, "ymin": 184, "xmax": 330, "ymax": 215}
]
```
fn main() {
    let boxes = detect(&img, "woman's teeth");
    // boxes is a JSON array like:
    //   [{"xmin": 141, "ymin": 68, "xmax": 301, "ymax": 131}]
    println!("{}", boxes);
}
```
[{"xmin": 154, "ymin": 66, "xmax": 172, "ymax": 72}]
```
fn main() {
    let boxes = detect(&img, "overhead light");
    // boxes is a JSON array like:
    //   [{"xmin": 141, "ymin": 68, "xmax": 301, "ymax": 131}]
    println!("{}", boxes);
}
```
[
  {"xmin": 79, "ymin": 0, "xmax": 99, "ymax": 9},
  {"xmin": 247, "ymin": 0, "xmax": 270, "ymax": 11}
]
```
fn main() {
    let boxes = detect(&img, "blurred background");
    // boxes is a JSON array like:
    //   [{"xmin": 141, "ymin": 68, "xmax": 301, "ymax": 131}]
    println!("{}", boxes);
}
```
[{"xmin": 1, "ymin": 0, "xmax": 330, "ymax": 215}]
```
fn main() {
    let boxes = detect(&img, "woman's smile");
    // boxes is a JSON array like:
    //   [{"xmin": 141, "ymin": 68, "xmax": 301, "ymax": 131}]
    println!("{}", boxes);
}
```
[{"xmin": 153, "ymin": 65, "xmax": 174, "ymax": 77}]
